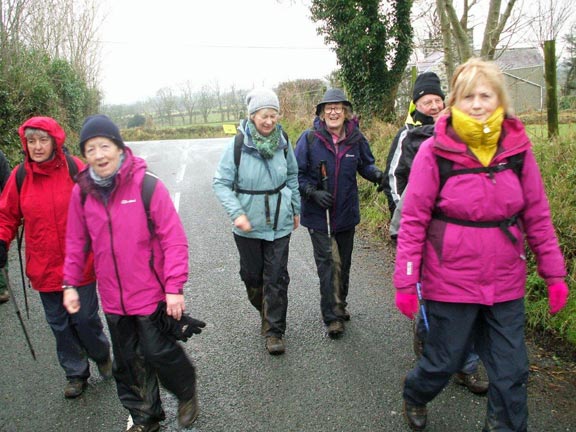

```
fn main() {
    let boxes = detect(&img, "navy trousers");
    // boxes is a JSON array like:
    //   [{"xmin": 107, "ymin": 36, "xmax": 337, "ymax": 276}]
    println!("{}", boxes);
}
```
[
  {"xmin": 309, "ymin": 227, "xmax": 354, "ymax": 325},
  {"xmin": 403, "ymin": 299, "xmax": 528, "ymax": 432},
  {"xmin": 40, "ymin": 282, "xmax": 110, "ymax": 380},
  {"xmin": 415, "ymin": 308, "xmax": 481, "ymax": 374}
]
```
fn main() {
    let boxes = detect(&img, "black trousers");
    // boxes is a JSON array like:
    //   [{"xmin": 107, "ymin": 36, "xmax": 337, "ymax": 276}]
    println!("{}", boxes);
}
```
[
  {"xmin": 233, "ymin": 233, "xmax": 291, "ymax": 337},
  {"xmin": 105, "ymin": 314, "xmax": 197, "ymax": 426},
  {"xmin": 403, "ymin": 299, "xmax": 528, "ymax": 432},
  {"xmin": 308, "ymin": 227, "xmax": 354, "ymax": 325}
]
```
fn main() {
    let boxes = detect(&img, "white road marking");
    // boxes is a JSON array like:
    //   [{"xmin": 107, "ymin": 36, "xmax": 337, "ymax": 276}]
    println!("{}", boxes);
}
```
[
  {"xmin": 177, "ymin": 163, "xmax": 186, "ymax": 183},
  {"xmin": 173, "ymin": 191, "xmax": 181, "ymax": 212}
]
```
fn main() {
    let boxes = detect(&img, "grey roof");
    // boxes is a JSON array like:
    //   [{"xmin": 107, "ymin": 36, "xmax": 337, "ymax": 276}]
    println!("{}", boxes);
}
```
[
  {"xmin": 412, "ymin": 47, "xmax": 543, "ymax": 72},
  {"xmin": 491, "ymin": 47, "xmax": 543, "ymax": 71}
]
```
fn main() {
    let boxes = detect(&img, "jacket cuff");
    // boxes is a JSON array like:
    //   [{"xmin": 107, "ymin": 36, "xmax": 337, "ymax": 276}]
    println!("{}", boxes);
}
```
[
  {"xmin": 396, "ymin": 285, "xmax": 416, "ymax": 295},
  {"xmin": 545, "ymin": 277, "xmax": 564, "ymax": 286}
]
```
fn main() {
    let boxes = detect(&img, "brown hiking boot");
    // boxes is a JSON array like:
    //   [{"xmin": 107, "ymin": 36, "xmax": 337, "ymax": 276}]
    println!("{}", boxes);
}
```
[
  {"xmin": 178, "ymin": 394, "xmax": 199, "ymax": 428},
  {"xmin": 454, "ymin": 372, "xmax": 489, "ymax": 395},
  {"xmin": 327, "ymin": 320, "xmax": 344, "ymax": 337},
  {"xmin": 265, "ymin": 336, "xmax": 285, "ymax": 355},
  {"xmin": 0, "ymin": 290, "xmax": 9, "ymax": 304},
  {"xmin": 97, "ymin": 355, "xmax": 113, "ymax": 380},
  {"xmin": 64, "ymin": 378, "xmax": 87, "ymax": 398},
  {"xmin": 403, "ymin": 400, "xmax": 427, "ymax": 431}
]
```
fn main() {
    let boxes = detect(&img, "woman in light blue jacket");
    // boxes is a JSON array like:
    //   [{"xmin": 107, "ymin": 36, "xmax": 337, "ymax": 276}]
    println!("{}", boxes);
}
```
[{"xmin": 213, "ymin": 88, "xmax": 300, "ymax": 355}]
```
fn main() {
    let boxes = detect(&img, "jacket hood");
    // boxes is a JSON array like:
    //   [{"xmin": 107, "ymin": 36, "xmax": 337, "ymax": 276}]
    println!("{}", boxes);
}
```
[{"xmin": 18, "ymin": 117, "xmax": 66, "ymax": 156}]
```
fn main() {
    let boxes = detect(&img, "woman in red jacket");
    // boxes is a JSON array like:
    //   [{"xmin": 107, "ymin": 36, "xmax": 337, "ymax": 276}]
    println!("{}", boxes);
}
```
[{"xmin": 0, "ymin": 117, "xmax": 111, "ymax": 398}]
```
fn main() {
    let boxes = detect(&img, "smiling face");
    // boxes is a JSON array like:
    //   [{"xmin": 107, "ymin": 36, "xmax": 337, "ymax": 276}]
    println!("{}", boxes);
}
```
[
  {"xmin": 84, "ymin": 137, "xmax": 124, "ymax": 178},
  {"xmin": 415, "ymin": 94, "xmax": 445, "ymax": 122},
  {"xmin": 251, "ymin": 108, "xmax": 278, "ymax": 137},
  {"xmin": 26, "ymin": 131, "xmax": 54, "ymax": 163},
  {"xmin": 454, "ymin": 77, "xmax": 499, "ymax": 123},
  {"xmin": 322, "ymin": 103, "xmax": 346, "ymax": 134}
]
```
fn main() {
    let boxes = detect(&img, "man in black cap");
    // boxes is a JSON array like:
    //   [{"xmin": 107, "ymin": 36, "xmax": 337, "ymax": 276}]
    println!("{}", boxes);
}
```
[
  {"xmin": 294, "ymin": 88, "xmax": 386, "ymax": 337},
  {"xmin": 383, "ymin": 72, "xmax": 446, "ymax": 217}
]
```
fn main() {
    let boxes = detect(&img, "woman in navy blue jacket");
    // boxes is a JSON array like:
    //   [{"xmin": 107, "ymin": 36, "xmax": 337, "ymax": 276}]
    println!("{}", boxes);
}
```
[{"xmin": 294, "ymin": 88, "xmax": 385, "ymax": 336}]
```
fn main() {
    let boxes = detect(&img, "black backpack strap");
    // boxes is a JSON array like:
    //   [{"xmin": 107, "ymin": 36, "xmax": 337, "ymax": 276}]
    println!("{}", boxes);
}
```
[
  {"xmin": 437, "ymin": 152, "xmax": 525, "ymax": 192},
  {"xmin": 65, "ymin": 153, "xmax": 79, "ymax": 179},
  {"xmin": 16, "ymin": 163, "xmax": 26, "ymax": 194},
  {"xmin": 434, "ymin": 152, "xmax": 526, "ymax": 244},
  {"xmin": 142, "ymin": 171, "xmax": 159, "ymax": 236},
  {"xmin": 233, "ymin": 133, "xmax": 243, "ymax": 168}
]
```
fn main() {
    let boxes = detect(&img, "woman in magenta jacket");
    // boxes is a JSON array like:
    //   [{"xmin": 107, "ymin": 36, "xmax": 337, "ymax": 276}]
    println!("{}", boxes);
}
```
[
  {"xmin": 394, "ymin": 58, "xmax": 568, "ymax": 432},
  {"xmin": 63, "ymin": 115, "xmax": 199, "ymax": 431}
]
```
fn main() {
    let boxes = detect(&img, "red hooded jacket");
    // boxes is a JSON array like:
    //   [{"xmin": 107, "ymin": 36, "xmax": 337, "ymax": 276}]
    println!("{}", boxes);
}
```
[{"xmin": 0, "ymin": 117, "xmax": 94, "ymax": 292}]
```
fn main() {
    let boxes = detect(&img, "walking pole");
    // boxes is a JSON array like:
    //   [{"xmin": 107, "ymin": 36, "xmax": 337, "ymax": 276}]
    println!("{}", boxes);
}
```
[
  {"xmin": 319, "ymin": 160, "xmax": 331, "ymax": 237},
  {"xmin": 16, "ymin": 223, "xmax": 30, "ymax": 319},
  {"xmin": 2, "ymin": 267, "xmax": 36, "ymax": 360},
  {"xmin": 416, "ymin": 282, "xmax": 430, "ymax": 332}
]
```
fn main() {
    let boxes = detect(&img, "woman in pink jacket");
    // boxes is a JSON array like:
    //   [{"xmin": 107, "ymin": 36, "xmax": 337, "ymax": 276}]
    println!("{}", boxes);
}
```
[
  {"xmin": 62, "ymin": 115, "xmax": 201, "ymax": 432},
  {"xmin": 394, "ymin": 58, "xmax": 569, "ymax": 431}
]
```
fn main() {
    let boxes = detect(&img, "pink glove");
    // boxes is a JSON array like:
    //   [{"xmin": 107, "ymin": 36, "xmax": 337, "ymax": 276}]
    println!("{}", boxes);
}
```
[
  {"xmin": 548, "ymin": 282, "xmax": 569, "ymax": 315},
  {"xmin": 395, "ymin": 292, "xmax": 419, "ymax": 320}
]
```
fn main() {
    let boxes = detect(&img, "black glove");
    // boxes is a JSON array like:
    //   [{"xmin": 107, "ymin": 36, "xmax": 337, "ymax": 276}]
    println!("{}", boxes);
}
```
[
  {"xmin": 374, "ymin": 170, "xmax": 386, "ymax": 193},
  {"xmin": 0, "ymin": 240, "xmax": 7, "ymax": 268},
  {"xmin": 310, "ymin": 190, "xmax": 333, "ymax": 209},
  {"xmin": 149, "ymin": 301, "xmax": 206, "ymax": 342}
]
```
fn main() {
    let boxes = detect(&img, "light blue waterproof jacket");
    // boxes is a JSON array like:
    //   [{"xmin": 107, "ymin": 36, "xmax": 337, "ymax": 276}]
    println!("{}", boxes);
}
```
[{"xmin": 213, "ymin": 120, "xmax": 301, "ymax": 241}]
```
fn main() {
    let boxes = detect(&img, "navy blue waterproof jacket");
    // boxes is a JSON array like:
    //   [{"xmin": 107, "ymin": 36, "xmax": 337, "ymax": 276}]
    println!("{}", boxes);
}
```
[{"xmin": 295, "ymin": 117, "xmax": 380, "ymax": 233}]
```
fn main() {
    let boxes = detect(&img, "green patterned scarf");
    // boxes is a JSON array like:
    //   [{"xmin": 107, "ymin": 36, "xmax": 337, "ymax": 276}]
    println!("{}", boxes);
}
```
[{"xmin": 248, "ymin": 121, "xmax": 280, "ymax": 159}]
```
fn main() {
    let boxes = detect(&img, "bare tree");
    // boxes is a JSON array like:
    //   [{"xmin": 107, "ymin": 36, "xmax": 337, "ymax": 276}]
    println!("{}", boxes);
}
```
[
  {"xmin": 19, "ymin": 0, "xmax": 102, "ymax": 86},
  {"xmin": 432, "ymin": 0, "xmax": 521, "ymax": 72},
  {"xmin": 156, "ymin": 87, "xmax": 177, "ymax": 126},
  {"xmin": 528, "ymin": 0, "xmax": 572, "ymax": 49},
  {"xmin": 212, "ymin": 80, "xmax": 224, "ymax": 123},
  {"xmin": 197, "ymin": 85, "xmax": 213, "ymax": 124},
  {"xmin": 0, "ymin": 0, "xmax": 32, "ymax": 73},
  {"xmin": 181, "ymin": 81, "xmax": 197, "ymax": 124}
]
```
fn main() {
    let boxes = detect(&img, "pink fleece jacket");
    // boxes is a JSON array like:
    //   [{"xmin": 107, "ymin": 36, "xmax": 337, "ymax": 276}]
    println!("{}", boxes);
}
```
[
  {"xmin": 394, "ymin": 115, "xmax": 566, "ymax": 305},
  {"xmin": 64, "ymin": 149, "xmax": 189, "ymax": 315}
]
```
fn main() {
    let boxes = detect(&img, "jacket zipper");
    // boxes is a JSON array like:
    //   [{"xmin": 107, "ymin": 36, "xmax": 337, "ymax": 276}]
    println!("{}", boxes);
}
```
[{"xmin": 106, "ymin": 206, "xmax": 127, "ymax": 315}]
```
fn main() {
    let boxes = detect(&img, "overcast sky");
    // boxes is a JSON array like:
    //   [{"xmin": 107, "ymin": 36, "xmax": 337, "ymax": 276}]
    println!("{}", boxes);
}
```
[{"xmin": 97, "ymin": 0, "xmax": 338, "ymax": 105}]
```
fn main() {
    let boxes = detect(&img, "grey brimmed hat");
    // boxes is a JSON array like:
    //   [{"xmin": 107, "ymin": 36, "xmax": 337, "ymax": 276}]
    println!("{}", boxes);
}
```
[
  {"xmin": 79, "ymin": 114, "xmax": 125, "ymax": 156},
  {"xmin": 315, "ymin": 88, "xmax": 352, "ymax": 115},
  {"xmin": 246, "ymin": 87, "xmax": 280, "ymax": 115}
]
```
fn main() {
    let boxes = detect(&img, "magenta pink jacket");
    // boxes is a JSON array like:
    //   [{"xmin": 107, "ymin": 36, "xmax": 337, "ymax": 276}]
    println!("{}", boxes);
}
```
[
  {"xmin": 64, "ymin": 149, "xmax": 189, "ymax": 315},
  {"xmin": 394, "ymin": 114, "xmax": 566, "ymax": 305}
]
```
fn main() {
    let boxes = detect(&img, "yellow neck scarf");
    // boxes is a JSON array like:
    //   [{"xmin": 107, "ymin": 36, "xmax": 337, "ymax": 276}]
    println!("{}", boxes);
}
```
[{"xmin": 451, "ymin": 106, "xmax": 504, "ymax": 167}]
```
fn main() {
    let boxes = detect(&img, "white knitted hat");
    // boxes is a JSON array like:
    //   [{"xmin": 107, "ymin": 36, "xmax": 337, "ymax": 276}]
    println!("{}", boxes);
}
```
[{"xmin": 246, "ymin": 88, "xmax": 280, "ymax": 115}]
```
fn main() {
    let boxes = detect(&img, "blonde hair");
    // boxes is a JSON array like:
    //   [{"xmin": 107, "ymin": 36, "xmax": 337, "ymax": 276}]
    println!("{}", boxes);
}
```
[{"xmin": 447, "ymin": 57, "xmax": 512, "ymax": 115}]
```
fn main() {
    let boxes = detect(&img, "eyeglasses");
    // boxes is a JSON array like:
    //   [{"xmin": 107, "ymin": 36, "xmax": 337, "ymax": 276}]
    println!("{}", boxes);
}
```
[{"xmin": 324, "ymin": 105, "xmax": 344, "ymax": 114}]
